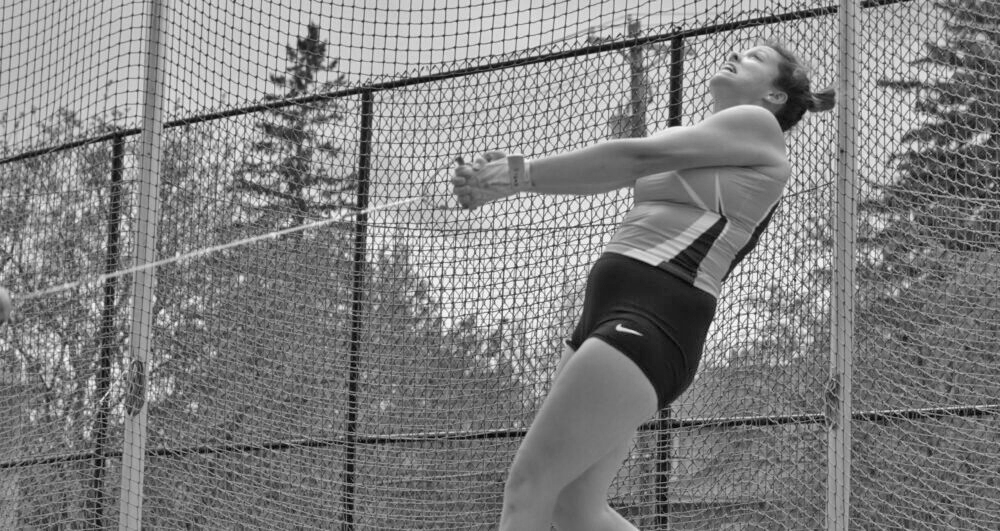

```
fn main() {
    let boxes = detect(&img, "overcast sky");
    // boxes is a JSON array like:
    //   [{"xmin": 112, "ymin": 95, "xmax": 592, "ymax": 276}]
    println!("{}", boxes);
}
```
[{"xmin": 1, "ymin": 0, "xmax": 828, "ymax": 132}]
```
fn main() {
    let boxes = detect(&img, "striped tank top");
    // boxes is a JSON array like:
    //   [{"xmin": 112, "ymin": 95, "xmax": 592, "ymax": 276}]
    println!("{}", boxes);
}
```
[{"xmin": 603, "ymin": 165, "xmax": 788, "ymax": 298}]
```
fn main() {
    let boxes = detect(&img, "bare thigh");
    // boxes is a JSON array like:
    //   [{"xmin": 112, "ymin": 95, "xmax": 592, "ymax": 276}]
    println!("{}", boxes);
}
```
[
  {"xmin": 551, "ymin": 344, "xmax": 636, "ymax": 510},
  {"xmin": 506, "ymin": 337, "xmax": 657, "ymax": 497}
]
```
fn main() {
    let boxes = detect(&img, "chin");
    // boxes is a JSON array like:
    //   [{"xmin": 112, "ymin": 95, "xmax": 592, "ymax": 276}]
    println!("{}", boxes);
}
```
[{"xmin": 707, "ymin": 75, "xmax": 730, "ymax": 96}]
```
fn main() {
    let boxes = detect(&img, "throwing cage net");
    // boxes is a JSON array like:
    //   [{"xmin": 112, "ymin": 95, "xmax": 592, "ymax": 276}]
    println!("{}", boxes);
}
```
[{"xmin": 2, "ymin": 0, "xmax": 998, "ymax": 529}]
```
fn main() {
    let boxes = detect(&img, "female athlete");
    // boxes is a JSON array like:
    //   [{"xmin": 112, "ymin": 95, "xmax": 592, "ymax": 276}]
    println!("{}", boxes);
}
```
[{"xmin": 452, "ymin": 42, "xmax": 835, "ymax": 531}]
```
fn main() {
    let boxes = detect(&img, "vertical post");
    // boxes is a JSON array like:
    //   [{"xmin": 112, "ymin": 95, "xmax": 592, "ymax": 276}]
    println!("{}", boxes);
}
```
[
  {"xmin": 341, "ymin": 88, "xmax": 374, "ymax": 531},
  {"xmin": 656, "ymin": 35, "xmax": 685, "ymax": 528},
  {"xmin": 119, "ymin": 0, "xmax": 168, "ymax": 529},
  {"xmin": 827, "ymin": 1, "xmax": 858, "ymax": 530},
  {"xmin": 88, "ymin": 134, "xmax": 125, "ymax": 531},
  {"xmin": 626, "ymin": 17, "xmax": 648, "ymax": 138}
]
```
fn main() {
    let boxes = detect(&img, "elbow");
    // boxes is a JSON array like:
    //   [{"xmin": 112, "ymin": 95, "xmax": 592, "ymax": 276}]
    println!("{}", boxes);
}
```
[
  {"xmin": 588, "ymin": 140, "xmax": 646, "ymax": 190},
  {"xmin": 613, "ymin": 138, "xmax": 669, "ymax": 178}
]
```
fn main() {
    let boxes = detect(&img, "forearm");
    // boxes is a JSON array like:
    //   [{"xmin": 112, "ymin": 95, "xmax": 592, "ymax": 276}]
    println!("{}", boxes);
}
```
[
  {"xmin": 528, "ymin": 140, "xmax": 642, "ymax": 195},
  {"xmin": 452, "ymin": 140, "xmax": 650, "ymax": 209}
]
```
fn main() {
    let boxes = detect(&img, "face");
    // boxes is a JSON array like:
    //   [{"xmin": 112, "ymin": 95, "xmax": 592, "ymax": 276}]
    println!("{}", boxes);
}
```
[{"xmin": 709, "ymin": 45, "xmax": 787, "ymax": 108}]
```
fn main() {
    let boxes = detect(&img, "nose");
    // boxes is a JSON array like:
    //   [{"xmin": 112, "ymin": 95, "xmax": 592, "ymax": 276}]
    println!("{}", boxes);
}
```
[{"xmin": 727, "ymin": 51, "xmax": 740, "ymax": 63}]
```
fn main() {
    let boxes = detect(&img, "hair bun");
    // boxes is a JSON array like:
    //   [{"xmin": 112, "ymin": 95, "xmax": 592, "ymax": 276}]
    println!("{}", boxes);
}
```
[{"xmin": 809, "ymin": 86, "xmax": 837, "ymax": 113}]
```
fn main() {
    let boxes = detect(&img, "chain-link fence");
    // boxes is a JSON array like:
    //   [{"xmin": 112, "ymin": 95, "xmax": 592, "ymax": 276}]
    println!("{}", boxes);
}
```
[{"xmin": 1, "ymin": 1, "xmax": 998, "ymax": 529}]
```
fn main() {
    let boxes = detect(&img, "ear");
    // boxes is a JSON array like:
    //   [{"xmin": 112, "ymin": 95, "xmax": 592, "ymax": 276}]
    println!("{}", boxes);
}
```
[{"xmin": 765, "ymin": 90, "xmax": 788, "ymax": 106}]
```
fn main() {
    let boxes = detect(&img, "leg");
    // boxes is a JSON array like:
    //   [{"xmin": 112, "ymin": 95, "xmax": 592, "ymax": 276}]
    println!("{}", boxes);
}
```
[
  {"xmin": 551, "ymin": 343, "xmax": 641, "ymax": 531},
  {"xmin": 552, "ymin": 440, "xmax": 639, "ymax": 531},
  {"xmin": 499, "ymin": 338, "xmax": 657, "ymax": 531}
]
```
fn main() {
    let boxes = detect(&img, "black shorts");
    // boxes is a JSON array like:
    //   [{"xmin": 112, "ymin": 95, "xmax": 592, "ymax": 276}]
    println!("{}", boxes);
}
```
[{"xmin": 567, "ymin": 253, "xmax": 717, "ymax": 410}]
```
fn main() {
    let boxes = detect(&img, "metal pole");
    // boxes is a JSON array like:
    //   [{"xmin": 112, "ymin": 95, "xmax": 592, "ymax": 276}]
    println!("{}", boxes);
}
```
[
  {"xmin": 341, "ymin": 88, "xmax": 374, "ymax": 531},
  {"xmin": 827, "ymin": 1, "xmax": 858, "ymax": 529},
  {"xmin": 656, "ymin": 35, "xmax": 685, "ymax": 528},
  {"xmin": 119, "ymin": 0, "xmax": 168, "ymax": 528},
  {"xmin": 627, "ymin": 17, "xmax": 648, "ymax": 138},
  {"xmin": 88, "ymin": 134, "xmax": 124, "ymax": 531}
]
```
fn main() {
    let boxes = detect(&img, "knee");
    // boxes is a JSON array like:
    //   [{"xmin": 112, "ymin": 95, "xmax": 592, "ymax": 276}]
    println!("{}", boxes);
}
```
[
  {"xmin": 553, "ymin": 494, "xmax": 614, "ymax": 531},
  {"xmin": 504, "ymin": 457, "xmax": 549, "ymax": 499},
  {"xmin": 502, "ymin": 456, "xmax": 560, "ymax": 513},
  {"xmin": 552, "ymin": 495, "xmax": 588, "ymax": 530}
]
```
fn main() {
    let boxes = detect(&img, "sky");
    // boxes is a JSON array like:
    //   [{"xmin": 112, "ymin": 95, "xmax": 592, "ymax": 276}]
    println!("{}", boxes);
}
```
[{"xmin": 1, "ymin": 0, "xmax": 819, "ymax": 134}]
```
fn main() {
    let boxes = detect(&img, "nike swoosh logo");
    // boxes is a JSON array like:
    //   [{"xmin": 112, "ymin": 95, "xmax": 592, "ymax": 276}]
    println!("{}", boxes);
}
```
[{"xmin": 615, "ymin": 323, "xmax": 643, "ymax": 337}]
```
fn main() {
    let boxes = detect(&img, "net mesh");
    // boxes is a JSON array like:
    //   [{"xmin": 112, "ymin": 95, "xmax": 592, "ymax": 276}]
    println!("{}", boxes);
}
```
[{"xmin": 1, "ymin": 0, "xmax": 998, "ymax": 529}]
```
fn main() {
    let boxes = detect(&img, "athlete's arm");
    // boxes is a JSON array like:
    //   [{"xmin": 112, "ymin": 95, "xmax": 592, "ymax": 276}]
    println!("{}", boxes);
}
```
[{"xmin": 528, "ymin": 105, "xmax": 787, "ymax": 195}]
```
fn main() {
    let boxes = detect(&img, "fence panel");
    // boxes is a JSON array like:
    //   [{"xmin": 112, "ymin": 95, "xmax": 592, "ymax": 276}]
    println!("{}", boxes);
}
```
[{"xmin": 2, "ymin": 1, "xmax": 998, "ymax": 529}]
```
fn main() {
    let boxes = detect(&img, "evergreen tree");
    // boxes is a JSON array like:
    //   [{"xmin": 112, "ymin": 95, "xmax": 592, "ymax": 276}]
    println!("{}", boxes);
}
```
[
  {"xmin": 864, "ymin": 0, "xmax": 1000, "ymax": 289},
  {"xmin": 236, "ymin": 23, "xmax": 352, "ymax": 232},
  {"xmin": 859, "ymin": 0, "xmax": 1000, "ymax": 386},
  {"xmin": 852, "ymin": 3, "xmax": 1000, "ymax": 527}
]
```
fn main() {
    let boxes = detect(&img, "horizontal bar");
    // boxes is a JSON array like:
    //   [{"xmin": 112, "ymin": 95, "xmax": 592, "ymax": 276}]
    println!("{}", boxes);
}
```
[
  {"xmin": 653, "ymin": 403, "xmax": 1000, "ymax": 430},
  {"xmin": 0, "ymin": 0, "xmax": 913, "ymax": 166},
  {"xmin": 0, "ymin": 129, "xmax": 138, "ymax": 166},
  {"xmin": 3, "ymin": 402, "xmax": 995, "ymax": 471}
]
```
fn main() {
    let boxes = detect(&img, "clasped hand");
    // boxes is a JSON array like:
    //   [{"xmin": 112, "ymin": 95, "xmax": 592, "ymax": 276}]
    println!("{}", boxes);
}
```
[{"xmin": 451, "ymin": 151, "xmax": 515, "ymax": 210}]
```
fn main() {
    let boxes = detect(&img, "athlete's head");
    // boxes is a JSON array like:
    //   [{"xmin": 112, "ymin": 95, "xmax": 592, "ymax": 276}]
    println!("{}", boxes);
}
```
[{"xmin": 709, "ymin": 41, "xmax": 835, "ymax": 131}]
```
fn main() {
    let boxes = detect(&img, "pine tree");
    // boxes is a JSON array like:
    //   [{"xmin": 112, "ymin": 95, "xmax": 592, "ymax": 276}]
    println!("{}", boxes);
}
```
[
  {"xmin": 236, "ymin": 23, "xmax": 352, "ymax": 232},
  {"xmin": 852, "ymin": 3, "xmax": 1000, "ymax": 527},
  {"xmin": 860, "ymin": 0, "xmax": 1000, "ymax": 358},
  {"xmin": 864, "ymin": 0, "xmax": 1000, "ymax": 288}
]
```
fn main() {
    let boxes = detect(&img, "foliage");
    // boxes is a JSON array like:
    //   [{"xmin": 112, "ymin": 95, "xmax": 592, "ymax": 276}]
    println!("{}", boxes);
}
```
[
  {"xmin": 0, "ymin": 109, "xmax": 132, "ymax": 529},
  {"xmin": 235, "ymin": 23, "xmax": 354, "ymax": 232},
  {"xmin": 852, "ymin": 1, "xmax": 1000, "ymax": 527},
  {"xmin": 0, "ymin": 81, "xmax": 526, "ymax": 531},
  {"xmin": 865, "ymin": 0, "xmax": 1000, "ymax": 288},
  {"xmin": 130, "ymin": 25, "xmax": 529, "ymax": 531}
]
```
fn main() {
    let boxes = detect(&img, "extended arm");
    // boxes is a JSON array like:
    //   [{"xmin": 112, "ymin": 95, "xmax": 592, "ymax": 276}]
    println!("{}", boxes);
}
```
[
  {"xmin": 532, "ymin": 105, "xmax": 786, "ymax": 193},
  {"xmin": 452, "ymin": 105, "xmax": 786, "ymax": 209}
]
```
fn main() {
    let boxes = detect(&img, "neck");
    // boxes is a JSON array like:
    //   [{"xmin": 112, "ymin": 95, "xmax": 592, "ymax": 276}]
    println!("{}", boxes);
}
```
[
  {"xmin": 711, "ymin": 93, "xmax": 751, "ymax": 113},
  {"xmin": 713, "ymin": 98, "xmax": 773, "ymax": 115},
  {"xmin": 712, "ymin": 100, "xmax": 736, "ymax": 114}
]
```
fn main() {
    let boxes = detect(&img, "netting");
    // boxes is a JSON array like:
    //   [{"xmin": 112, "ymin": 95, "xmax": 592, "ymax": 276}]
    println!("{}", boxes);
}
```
[{"xmin": 1, "ymin": 0, "xmax": 998, "ymax": 529}]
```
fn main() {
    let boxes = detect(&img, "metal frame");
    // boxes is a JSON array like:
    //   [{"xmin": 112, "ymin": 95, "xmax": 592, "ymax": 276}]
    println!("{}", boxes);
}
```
[
  {"xmin": 827, "ymin": 1, "xmax": 860, "ymax": 529},
  {"xmin": 118, "ymin": 0, "xmax": 168, "ymax": 528}
]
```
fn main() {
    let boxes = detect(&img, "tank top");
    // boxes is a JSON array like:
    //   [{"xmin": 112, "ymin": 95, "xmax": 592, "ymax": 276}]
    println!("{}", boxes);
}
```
[{"xmin": 603, "ymin": 165, "xmax": 788, "ymax": 298}]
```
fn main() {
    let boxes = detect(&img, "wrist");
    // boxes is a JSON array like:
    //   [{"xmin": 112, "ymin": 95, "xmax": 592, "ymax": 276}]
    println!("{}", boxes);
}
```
[{"xmin": 507, "ymin": 154, "xmax": 533, "ymax": 191}]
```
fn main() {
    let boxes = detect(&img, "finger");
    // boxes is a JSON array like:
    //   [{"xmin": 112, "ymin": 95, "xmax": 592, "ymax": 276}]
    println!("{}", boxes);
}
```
[
  {"xmin": 454, "ymin": 165, "xmax": 474, "ymax": 179},
  {"xmin": 456, "ymin": 193, "xmax": 474, "ymax": 209},
  {"xmin": 472, "ymin": 155, "xmax": 488, "ymax": 171},
  {"xmin": 483, "ymin": 151, "xmax": 506, "ymax": 162},
  {"xmin": 454, "ymin": 156, "xmax": 465, "ymax": 166}
]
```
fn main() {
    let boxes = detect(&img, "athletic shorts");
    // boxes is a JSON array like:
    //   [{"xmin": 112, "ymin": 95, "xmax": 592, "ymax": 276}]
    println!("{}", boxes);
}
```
[{"xmin": 566, "ymin": 252, "xmax": 717, "ymax": 410}]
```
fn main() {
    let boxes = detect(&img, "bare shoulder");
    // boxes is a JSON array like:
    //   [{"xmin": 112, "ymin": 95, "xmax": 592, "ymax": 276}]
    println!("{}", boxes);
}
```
[
  {"xmin": 706, "ymin": 105, "xmax": 784, "ymax": 141},
  {"xmin": 704, "ymin": 105, "xmax": 788, "ymax": 176},
  {"xmin": 630, "ymin": 104, "xmax": 788, "ymax": 174}
]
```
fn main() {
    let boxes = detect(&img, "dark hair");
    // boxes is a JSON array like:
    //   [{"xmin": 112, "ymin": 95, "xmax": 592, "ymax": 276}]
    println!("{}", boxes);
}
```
[{"xmin": 764, "ymin": 41, "xmax": 836, "ymax": 131}]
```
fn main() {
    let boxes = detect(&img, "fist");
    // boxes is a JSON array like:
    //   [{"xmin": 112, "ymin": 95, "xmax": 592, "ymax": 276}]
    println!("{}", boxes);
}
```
[{"xmin": 451, "ymin": 151, "xmax": 512, "ymax": 209}]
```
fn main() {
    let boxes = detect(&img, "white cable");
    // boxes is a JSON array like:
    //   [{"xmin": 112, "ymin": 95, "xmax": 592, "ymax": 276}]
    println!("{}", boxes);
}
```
[{"xmin": 17, "ymin": 196, "xmax": 422, "ymax": 301}]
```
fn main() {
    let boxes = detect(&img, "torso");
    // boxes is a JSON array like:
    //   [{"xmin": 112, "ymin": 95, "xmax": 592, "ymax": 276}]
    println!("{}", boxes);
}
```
[{"xmin": 603, "ymin": 163, "xmax": 789, "ymax": 297}]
